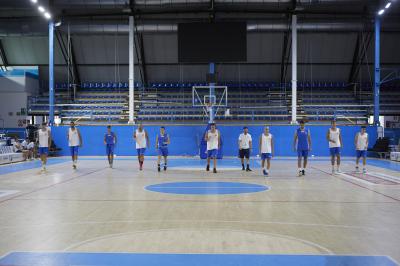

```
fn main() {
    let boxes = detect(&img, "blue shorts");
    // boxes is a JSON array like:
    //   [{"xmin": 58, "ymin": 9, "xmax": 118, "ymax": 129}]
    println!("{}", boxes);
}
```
[
  {"xmin": 207, "ymin": 149, "xmax": 218, "ymax": 158},
  {"xmin": 70, "ymin": 146, "xmax": 79, "ymax": 157},
  {"xmin": 137, "ymin": 148, "xmax": 146, "ymax": 156},
  {"xmin": 356, "ymin": 150, "xmax": 367, "ymax": 158},
  {"xmin": 106, "ymin": 144, "xmax": 114, "ymax": 156},
  {"xmin": 39, "ymin": 147, "xmax": 48, "ymax": 155},
  {"xmin": 297, "ymin": 149, "xmax": 309, "ymax": 158},
  {"xmin": 158, "ymin": 147, "xmax": 168, "ymax": 157},
  {"xmin": 330, "ymin": 147, "xmax": 341, "ymax": 156},
  {"xmin": 261, "ymin": 153, "xmax": 272, "ymax": 160}
]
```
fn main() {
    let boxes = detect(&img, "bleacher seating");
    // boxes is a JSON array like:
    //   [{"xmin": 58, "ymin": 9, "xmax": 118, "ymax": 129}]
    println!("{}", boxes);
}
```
[{"xmin": 27, "ymin": 81, "xmax": 400, "ymax": 124}]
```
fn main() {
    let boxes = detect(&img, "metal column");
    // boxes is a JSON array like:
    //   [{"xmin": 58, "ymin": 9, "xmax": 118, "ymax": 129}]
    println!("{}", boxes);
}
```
[
  {"xmin": 48, "ymin": 21, "xmax": 55, "ymax": 125},
  {"xmin": 129, "ymin": 16, "xmax": 135, "ymax": 124},
  {"xmin": 374, "ymin": 17, "xmax": 381, "ymax": 126},
  {"xmin": 209, "ymin": 62, "xmax": 215, "ymax": 123},
  {"xmin": 291, "ymin": 15, "xmax": 297, "ymax": 124}
]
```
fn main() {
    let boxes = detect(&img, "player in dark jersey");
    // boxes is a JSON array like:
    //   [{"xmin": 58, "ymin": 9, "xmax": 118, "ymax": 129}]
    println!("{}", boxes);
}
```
[
  {"xmin": 103, "ymin": 125, "xmax": 117, "ymax": 168},
  {"xmin": 155, "ymin": 126, "xmax": 170, "ymax": 172},
  {"xmin": 293, "ymin": 120, "xmax": 312, "ymax": 176}
]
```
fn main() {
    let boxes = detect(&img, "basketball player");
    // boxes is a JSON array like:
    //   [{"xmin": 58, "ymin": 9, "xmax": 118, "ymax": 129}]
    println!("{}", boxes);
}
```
[
  {"xmin": 293, "ymin": 120, "xmax": 312, "ymax": 176},
  {"xmin": 355, "ymin": 126, "xmax": 368, "ymax": 173},
  {"xmin": 103, "ymin": 125, "xmax": 117, "ymax": 168},
  {"xmin": 205, "ymin": 123, "xmax": 220, "ymax": 173},
  {"xmin": 37, "ymin": 122, "xmax": 51, "ymax": 172},
  {"xmin": 238, "ymin": 126, "xmax": 252, "ymax": 171},
  {"xmin": 259, "ymin": 126, "xmax": 274, "ymax": 176},
  {"xmin": 326, "ymin": 120, "xmax": 342, "ymax": 174},
  {"xmin": 134, "ymin": 123, "xmax": 149, "ymax": 171},
  {"xmin": 156, "ymin": 126, "xmax": 170, "ymax": 172},
  {"xmin": 67, "ymin": 121, "xmax": 82, "ymax": 169}
]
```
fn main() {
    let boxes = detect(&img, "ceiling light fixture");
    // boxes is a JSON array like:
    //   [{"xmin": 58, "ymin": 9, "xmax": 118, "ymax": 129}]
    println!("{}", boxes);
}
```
[
  {"xmin": 38, "ymin": 6, "xmax": 45, "ymax": 12},
  {"xmin": 378, "ymin": 9, "xmax": 385, "ymax": 15},
  {"xmin": 385, "ymin": 2, "xmax": 392, "ymax": 8},
  {"xmin": 44, "ymin": 12, "xmax": 51, "ymax": 19}
]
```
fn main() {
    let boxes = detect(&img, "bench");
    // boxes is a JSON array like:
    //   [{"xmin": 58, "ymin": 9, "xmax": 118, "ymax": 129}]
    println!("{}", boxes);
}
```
[{"xmin": 0, "ymin": 146, "xmax": 25, "ymax": 165}]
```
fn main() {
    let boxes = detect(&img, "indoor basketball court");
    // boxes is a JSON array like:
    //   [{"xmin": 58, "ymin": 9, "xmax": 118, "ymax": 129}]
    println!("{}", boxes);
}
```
[{"xmin": 0, "ymin": 0, "xmax": 400, "ymax": 265}]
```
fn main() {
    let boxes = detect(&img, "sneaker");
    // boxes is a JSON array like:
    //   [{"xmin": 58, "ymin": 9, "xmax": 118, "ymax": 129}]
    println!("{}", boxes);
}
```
[
  {"xmin": 362, "ymin": 168, "xmax": 367, "ymax": 174},
  {"xmin": 213, "ymin": 168, "xmax": 217, "ymax": 173},
  {"xmin": 246, "ymin": 167, "xmax": 252, "ymax": 172},
  {"xmin": 302, "ymin": 169, "xmax": 305, "ymax": 176},
  {"xmin": 157, "ymin": 166, "xmax": 161, "ymax": 172},
  {"xmin": 298, "ymin": 170, "xmax": 302, "ymax": 177},
  {"xmin": 336, "ymin": 168, "xmax": 341, "ymax": 173},
  {"xmin": 164, "ymin": 165, "xmax": 167, "ymax": 171},
  {"xmin": 242, "ymin": 165, "xmax": 245, "ymax": 171},
  {"xmin": 73, "ymin": 164, "xmax": 77, "ymax": 169},
  {"xmin": 140, "ymin": 165, "xmax": 143, "ymax": 171},
  {"xmin": 331, "ymin": 169, "xmax": 336, "ymax": 175},
  {"xmin": 263, "ymin": 170, "xmax": 268, "ymax": 176},
  {"xmin": 355, "ymin": 166, "xmax": 359, "ymax": 172},
  {"xmin": 206, "ymin": 165, "xmax": 210, "ymax": 171}
]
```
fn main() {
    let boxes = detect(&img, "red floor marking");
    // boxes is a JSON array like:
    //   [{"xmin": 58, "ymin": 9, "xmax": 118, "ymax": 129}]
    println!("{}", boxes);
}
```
[
  {"xmin": 311, "ymin": 166, "xmax": 400, "ymax": 202},
  {"xmin": 346, "ymin": 172, "xmax": 399, "ymax": 185}
]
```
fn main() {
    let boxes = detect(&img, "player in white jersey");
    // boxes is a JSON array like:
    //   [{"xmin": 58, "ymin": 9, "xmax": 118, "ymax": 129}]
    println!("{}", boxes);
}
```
[
  {"xmin": 205, "ymin": 123, "xmax": 220, "ymax": 173},
  {"xmin": 67, "ymin": 121, "xmax": 83, "ymax": 169},
  {"xmin": 133, "ymin": 123, "xmax": 149, "ymax": 171},
  {"xmin": 238, "ymin": 127, "xmax": 252, "ymax": 171},
  {"xmin": 37, "ymin": 122, "xmax": 51, "ymax": 172},
  {"xmin": 259, "ymin": 126, "xmax": 274, "ymax": 176},
  {"xmin": 355, "ymin": 126, "xmax": 368, "ymax": 173},
  {"xmin": 326, "ymin": 120, "xmax": 343, "ymax": 174}
]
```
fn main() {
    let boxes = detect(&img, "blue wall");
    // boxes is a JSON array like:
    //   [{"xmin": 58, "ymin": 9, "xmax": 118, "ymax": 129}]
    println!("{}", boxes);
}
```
[{"xmin": 51, "ymin": 125, "xmax": 377, "ymax": 157}]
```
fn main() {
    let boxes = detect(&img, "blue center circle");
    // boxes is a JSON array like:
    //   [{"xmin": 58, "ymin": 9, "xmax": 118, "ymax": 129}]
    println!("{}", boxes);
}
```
[{"xmin": 145, "ymin": 182, "xmax": 269, "ymax": 195}]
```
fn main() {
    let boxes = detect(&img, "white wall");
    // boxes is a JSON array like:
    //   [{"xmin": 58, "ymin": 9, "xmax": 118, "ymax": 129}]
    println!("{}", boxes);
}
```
[{"xmin": 0, "ymin": 76, "xmax": 39, "ymax": 128}]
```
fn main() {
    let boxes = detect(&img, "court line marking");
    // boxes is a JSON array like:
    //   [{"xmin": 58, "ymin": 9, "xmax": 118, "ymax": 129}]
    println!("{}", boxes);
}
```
[
  {"xmin": 339, "ymin": 172, "xmax": 399, "ymax": 185},
  {"xmin": 369, "ymin": 172, "xmax": 400, "ymax": 182},
  {"xmin": 0, "ymin": 159, "xmax": 70, "ymax": 176},
  {"xmin": 10, "ymin": 197, "xmax": 396, "ymax": 204},
  {"xmin": 311, "ymin": 166, "xmax": 400, "ymax": 203},
  {"xmin": 0, "ymin": 190, "xmax": 19, "ymax": 198},
  {"xmin": 1, "ymin": 250, "xmax": 397, "ymax": 265},
  {"xmin": 0, "ymin": 218, "xmax": 379, "ymax": 231},
  {"xmin": 338, "ymin": 173, "xmax": 385, "ymax": 186},
  {"xmin": 146, "ymin": 186, "xmax": 266, "ymax": 189},
  {"xmin": 0, "ymin": 167, "xmax": 107, "ymax": 205},
  {"xmin": 62, "ymin": 228, "xmax": 334, "ymax": 255}
]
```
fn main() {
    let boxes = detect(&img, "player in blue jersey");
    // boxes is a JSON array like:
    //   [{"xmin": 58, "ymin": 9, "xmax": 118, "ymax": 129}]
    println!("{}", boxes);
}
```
[
  {"xmin": 293, "ymin": 120, "xmax": 312, "ymax": 176},
  {"xmin": 103, "ymin": 125, "xmax": 117, "ymax": 168},
  {"xmin": 155, "ymin": 126, "xmax": 170, "ymax": 172}
]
